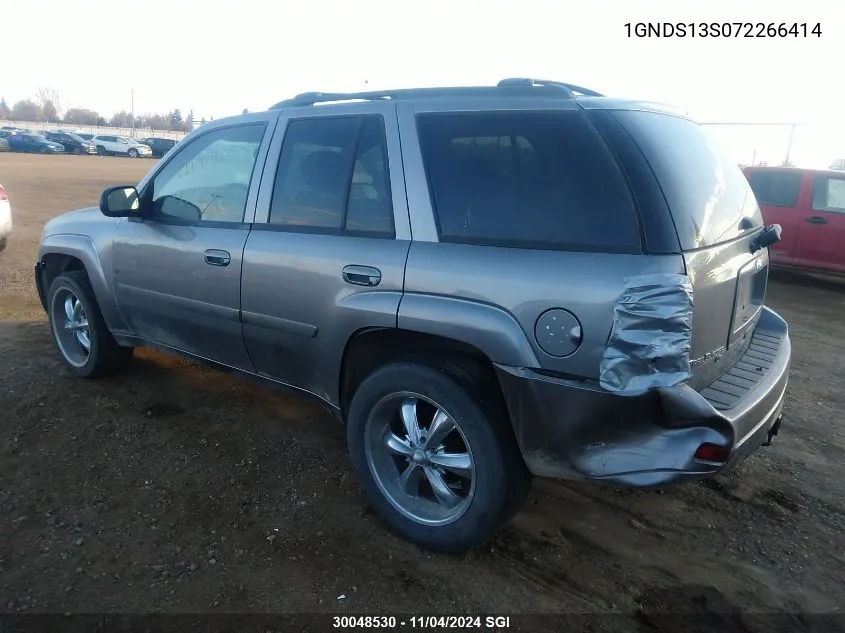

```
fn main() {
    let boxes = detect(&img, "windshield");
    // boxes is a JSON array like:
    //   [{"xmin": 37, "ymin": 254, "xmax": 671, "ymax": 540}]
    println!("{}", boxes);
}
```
[
  {"xmin": 66, "ymin": 133, "xmax": 85, "ymax": 143},
  {"xmin": 611, "ymin": 110, "xmax": 762, "ymax": 250}
]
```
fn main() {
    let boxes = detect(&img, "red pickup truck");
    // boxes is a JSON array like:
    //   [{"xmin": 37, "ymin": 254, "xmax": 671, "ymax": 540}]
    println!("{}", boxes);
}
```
[{"xmin": 743, "ymin": 166, "xmax": 845, "ymax": 275}]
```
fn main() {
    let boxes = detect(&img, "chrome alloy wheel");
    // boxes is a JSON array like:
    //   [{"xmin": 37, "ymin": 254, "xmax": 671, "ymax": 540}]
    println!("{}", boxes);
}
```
[
  {"xmin": 364, "ymin": 392, "xmax": 476, "ymax": 526},
  {"xmin": 50, "ymin": 288, "xmax": 91, "ymax": 367}
]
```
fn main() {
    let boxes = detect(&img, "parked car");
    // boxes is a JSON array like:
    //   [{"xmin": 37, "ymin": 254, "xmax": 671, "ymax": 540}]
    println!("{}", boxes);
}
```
[
  {"xmin": 0, "ymin": 137, "xmax": 9, "ymax": 152},
  {"xmin": 6, "ymin": 133, "xmax": 65, "ymax": 153},
  {"xmin": 0, "ymin": 184, "xmax": 11, "ymax": 251},
  {"xmin": 44, "ymin": 131, "xmax": 97, "ymax": 155},
  {"xmin": 743, "ymin": 165, "xmax": 845, "ymax": 276},
  {"xmin": 91, "ymin": 135, "xmax": 152, "ymax": 158},
  {"xmin": 35, "ymin": 79, "xmax": 790, "ymax": 553},
  {"xmin": 137, "ymin": 136, "xmax": 177, "ymax": 158}
]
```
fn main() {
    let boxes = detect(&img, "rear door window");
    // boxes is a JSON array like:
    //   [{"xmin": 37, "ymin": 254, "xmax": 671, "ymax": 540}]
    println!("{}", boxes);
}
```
[
  {"xmin": 745, "ymin": 170, "xmax": 802, "ymax": 207},
  {"xmin": 416, "ymin": 111, "xmax": 640, "ymax": 252},
  {"xmin": 612, "ymin": 110, "xmax": 762, "ymax": 250},
  {"xmin": 268, "ymin": 115, "xmax": 395, "ymax": 237},
  {"xmin": 812, "ymin": 176, "xmax": 845, "ymax": 213}
]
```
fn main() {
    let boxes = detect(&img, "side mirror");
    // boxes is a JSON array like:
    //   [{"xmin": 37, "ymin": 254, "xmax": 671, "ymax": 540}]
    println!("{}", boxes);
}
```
[
  {"xmin": 750, "ymin": 224, "xmax": 782, "ymax": 253},
  {"xmin": 100, "ymin": 185, "xmax": 141, "ymax": 218}
]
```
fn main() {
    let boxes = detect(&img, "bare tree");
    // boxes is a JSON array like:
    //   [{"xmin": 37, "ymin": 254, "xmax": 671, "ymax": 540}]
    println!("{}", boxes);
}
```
[{"xmin": 35, "ymin": 87, "xmax": 63, "ymax": 121}]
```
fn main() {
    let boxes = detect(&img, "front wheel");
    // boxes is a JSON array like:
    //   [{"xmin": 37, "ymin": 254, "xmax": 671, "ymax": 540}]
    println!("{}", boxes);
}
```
[
  {"xmin": 39, "ymin": 146, "xmax": 48, "ymax": 154},
  {"xmin": 96, "ymin": 145, "xmax": 107, "ymax": 156},
  {"xmin": 47, "ymin": 271, "xmax": 133, "ymax": 378},
  {"xmin": 128, "ymin": 148, "xmax": 138, "ymax": 158},
  {"xmin": 346, "ymin": 361, "xmax": 531, "ymax": 553},
  {"xmin": 73, "ymin": 147, "xmax": 82, "ymax": 155}
]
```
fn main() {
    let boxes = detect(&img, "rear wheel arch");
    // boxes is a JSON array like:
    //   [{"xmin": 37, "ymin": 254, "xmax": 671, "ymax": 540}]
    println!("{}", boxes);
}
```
[{"xmin": 339, "ymin": 328, "xmax": 508, "ymax": 421}]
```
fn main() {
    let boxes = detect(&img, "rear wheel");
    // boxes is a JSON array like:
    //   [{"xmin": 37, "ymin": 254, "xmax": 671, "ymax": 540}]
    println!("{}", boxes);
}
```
[
  {"xmin": 346, "ymin": 361, "xmax": 531, "ymax": 553},
  {"xmin": 47, "ymin": 271, "xmax": 133, "ymax": 378}
]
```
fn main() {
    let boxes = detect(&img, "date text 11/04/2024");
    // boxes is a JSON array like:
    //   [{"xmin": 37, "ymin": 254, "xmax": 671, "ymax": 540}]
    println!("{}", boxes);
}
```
[
  {"xmin": 625, "ymin": 22, "xmax": 821, "ymax": 38},
  {"xmin": 333, "ymin": 616, "xmax": 512, "ymax": 629}
]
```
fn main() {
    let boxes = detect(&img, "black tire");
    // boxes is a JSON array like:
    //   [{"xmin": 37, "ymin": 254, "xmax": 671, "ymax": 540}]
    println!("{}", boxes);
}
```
[
  {"xmin": 0, "ymin": 236, "xmax": 7, "ymax": 251},
  {"xmin": 39, "ymin": 146, "xmax": 48, "ymax": 154},
  {"xmin": 128, "ymin": 148, "xmax": 138, "ymax": 158},
  {"xmin": 73, "ymin": 147, "xmax": 82, "ymax": 155},
  {"xmin": 46, "ymin": 270, "xmax": 133, "ymax": 378},
  {"xmin": 346, "ymin": 361, "xmax": 531, "ymax": 553},
  {"xmin": 96, "ymin": 145, "xmax": 107, "ymax": 156}
]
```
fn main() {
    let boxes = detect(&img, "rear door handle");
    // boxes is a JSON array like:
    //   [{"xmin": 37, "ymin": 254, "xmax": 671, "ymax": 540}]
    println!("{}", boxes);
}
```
[
  {"xmin": 805, "ymin": 216, "xmax": 828, "ymax": 225},
  {"xmin": 342, "ymin": 265, "xmax": 381, "ymax": 286},
  {"xmin": 204, "ymin": 249, "xmax": 231, "ymax": 266}
]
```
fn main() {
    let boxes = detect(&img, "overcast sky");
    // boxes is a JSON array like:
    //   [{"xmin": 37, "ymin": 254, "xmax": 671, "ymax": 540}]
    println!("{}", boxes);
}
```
[{"xmin": 3, "ymin": 0, "xmax": 842, "ymax": 165}]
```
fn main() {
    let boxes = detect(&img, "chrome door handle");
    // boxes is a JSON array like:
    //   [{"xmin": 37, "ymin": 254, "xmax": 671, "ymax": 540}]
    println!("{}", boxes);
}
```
[
  {"xmin": 204, "ymin": 249, "xmax": 231, "ymax": 266},
  {"xmin": 342, "ymin": 265, "xmax": 381, "ymax": 286}
]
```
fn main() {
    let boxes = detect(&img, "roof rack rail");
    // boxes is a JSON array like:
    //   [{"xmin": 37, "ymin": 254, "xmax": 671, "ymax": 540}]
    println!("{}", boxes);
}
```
[
  {"xmin": 496, "ymin": 78, "xmax": 604, "ymax": 97},
  {"xmin": 269, "ymin": 78, "xmax": 604, "ymax": 109}
]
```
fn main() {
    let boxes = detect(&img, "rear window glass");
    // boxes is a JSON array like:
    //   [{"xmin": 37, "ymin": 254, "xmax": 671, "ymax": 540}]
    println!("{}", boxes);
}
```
[
  {"xmin": 745, "ymin": 170, "xmax": 802, "ymax": 207},
  {"xmin": 416, "ymin": 111, "xmax": 640, "ymax": 252},
  {"xmin": 612, "ymin": 110, "xmax": 762, "ymax": 250}
]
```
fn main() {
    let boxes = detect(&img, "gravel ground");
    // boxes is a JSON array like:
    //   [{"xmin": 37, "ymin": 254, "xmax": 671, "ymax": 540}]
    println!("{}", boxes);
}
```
[{"xmin": 0, "ymin": 154, "xmax": 843, "ymax": 631}]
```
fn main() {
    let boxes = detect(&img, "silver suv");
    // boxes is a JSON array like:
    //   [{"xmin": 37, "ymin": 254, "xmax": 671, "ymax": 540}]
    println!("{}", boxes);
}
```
[{"xmin": 35, "ymin": 79, "xmax": 791, "ymax": 553}]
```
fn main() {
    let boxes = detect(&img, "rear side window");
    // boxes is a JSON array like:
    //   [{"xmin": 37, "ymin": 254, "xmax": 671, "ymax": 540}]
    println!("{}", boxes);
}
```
[
  {"xmin": 812, "ymin": 177, "xmax": 845, "ymax": 213},
  {"xmin": 612, "ymin": 110, "xmax": 762, "ymax": 250},
  {"xmin": 745, "ymin": 170, "xmax": 802, "ymax": 207},
  {"xmin": 416, "ymin": 111, "xmax": 640, "ymax": 252},
  {"xmin": 268, "ymin": 115, "xmax": 394, "ymax": 237}
]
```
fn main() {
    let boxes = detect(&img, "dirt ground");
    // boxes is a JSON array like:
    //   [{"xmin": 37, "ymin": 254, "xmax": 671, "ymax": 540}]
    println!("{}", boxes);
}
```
[{"xmin": 0, "ymin": 154, "xmax": 843, "ymax": 631}]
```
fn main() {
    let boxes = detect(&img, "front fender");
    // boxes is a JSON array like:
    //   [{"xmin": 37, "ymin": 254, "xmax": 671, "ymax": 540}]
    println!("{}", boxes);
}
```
[
  {"xmin": 397, "ymin": 293, "xmax": 540, "ymax": 367},
  {"xmin": 38, "ymin": 233, "xmax": 127, "ymax": 333}
]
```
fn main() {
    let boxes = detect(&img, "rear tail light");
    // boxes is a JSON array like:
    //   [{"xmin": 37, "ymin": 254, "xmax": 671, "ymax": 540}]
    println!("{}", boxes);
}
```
[
  {"xmin": 694, "ymin": 443, "xmax": 731, "ymax": 463},
  {"xmin": 0, "ymin": 185, "xmax": 7, "ymax": 201}
]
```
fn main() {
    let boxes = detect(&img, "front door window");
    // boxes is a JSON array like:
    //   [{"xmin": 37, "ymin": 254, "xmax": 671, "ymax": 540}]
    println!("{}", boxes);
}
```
[{"xmin": 148, "ymin": 124, "xmax": 266, "ymax": 223}]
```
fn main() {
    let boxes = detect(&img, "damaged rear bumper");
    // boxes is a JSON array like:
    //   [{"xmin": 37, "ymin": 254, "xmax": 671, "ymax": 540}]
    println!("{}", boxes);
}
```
[{"xmin": 495, "ymin": 306, "xmax": 790, "ymax": 487}]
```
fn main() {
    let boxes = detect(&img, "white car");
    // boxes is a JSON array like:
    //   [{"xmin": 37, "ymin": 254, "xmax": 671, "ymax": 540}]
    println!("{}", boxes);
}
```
[
  {"xmin": 0, "ymin": 183, "xmax": 12, "ymax": 251},
  {"xmin": 91, "ymin": 135, "xmax": 152, "ymax": 158}
]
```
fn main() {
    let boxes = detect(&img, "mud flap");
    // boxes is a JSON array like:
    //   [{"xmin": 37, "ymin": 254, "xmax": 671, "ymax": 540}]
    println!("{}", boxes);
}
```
[
  {"xmin": 600, "ymin": 273, "xmax": 694, "ymax": 394},
  {"xmin": 763, "ymin": 414, "xmax": 783, "ymax": 447}
]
